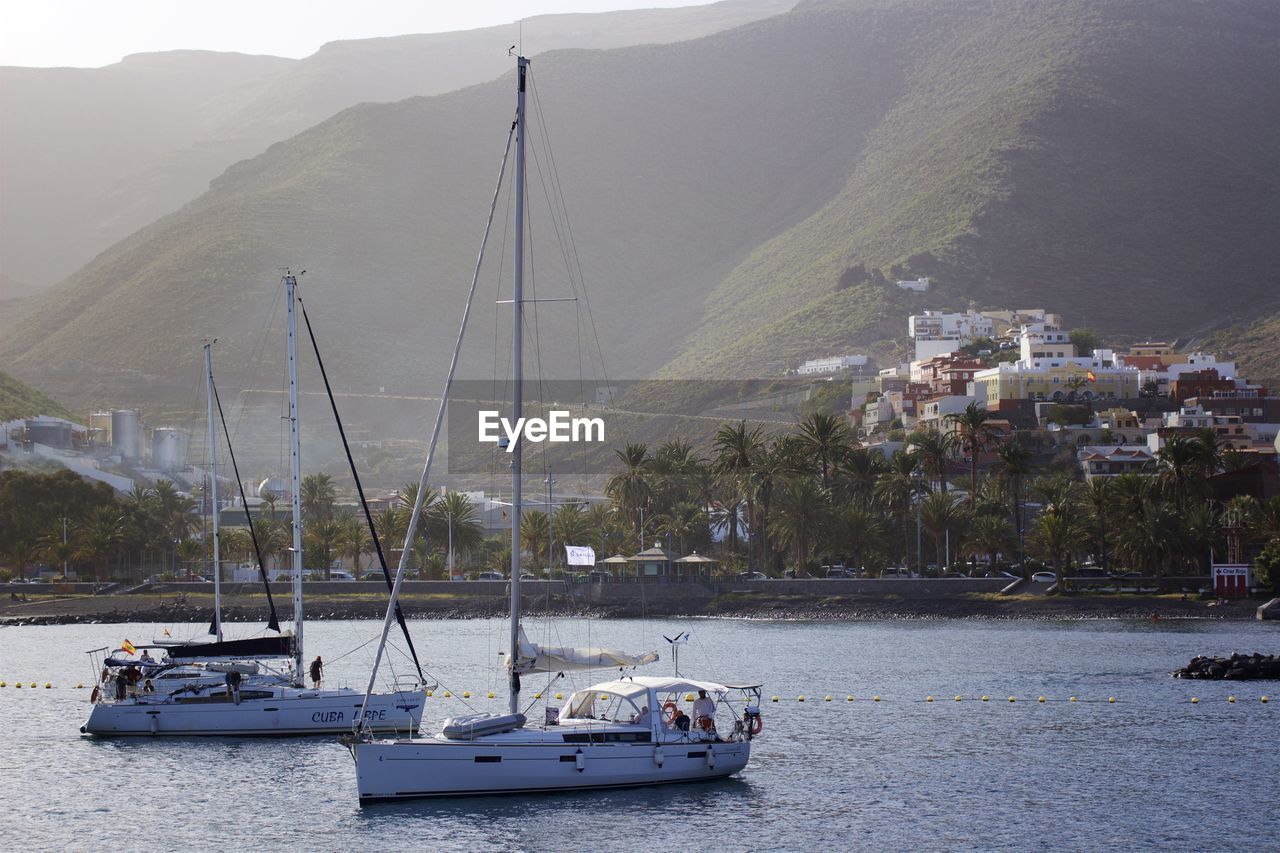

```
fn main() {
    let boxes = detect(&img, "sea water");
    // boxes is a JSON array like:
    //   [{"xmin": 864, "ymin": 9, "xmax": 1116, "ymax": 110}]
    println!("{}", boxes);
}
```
[{"xmin": 1, "ymin": 617, "xmax": 1276, "ymax": 850}]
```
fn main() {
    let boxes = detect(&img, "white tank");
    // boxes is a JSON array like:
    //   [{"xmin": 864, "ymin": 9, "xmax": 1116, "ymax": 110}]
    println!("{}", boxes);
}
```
[
  {"xmin": 111, "ymin": 409, "xmax": 141, "ymax": 460},
  {"xmin": 257, "ymin": 475, "xmax": 290, "ymax": 500},
  {"xmin": 151, "ymin": 427, "xmax": 188, "ymax": 472}
]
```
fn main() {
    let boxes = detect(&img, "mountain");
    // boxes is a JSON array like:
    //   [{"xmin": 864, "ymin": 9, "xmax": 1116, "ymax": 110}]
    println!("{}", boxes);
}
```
[
  {"xmin": 0, "ymin": 0, "xmax": 795, "ymax": 297},
  {"xmin": 4, "ymin": 0, "xmax": 1278, "ymax": 411},
  {"xmin": 0, "ymin": 372, "xmax": 75, "ymax": 422}
]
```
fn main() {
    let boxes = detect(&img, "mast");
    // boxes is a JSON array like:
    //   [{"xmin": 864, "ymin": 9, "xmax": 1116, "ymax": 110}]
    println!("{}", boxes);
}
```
[
  {"xmin": 204, "ymin": 341, "xmax": 223, "ymax": 641},
  {"xmin": 285, "ymin": 273, "xmax": 305, "ymax": 683},
  {"xmin": 508, "ymin": 55, "xmax": 528, "ymax": 716}
]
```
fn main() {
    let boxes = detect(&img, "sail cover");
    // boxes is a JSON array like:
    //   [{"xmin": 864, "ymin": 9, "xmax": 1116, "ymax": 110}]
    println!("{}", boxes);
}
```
[
  {"xmin": 162, "ymin": 635, "xmax": 293, "ymax": 660},
  {"xmin": 508, "ymin": 627, "xmax": 657, "ymax": 675}
]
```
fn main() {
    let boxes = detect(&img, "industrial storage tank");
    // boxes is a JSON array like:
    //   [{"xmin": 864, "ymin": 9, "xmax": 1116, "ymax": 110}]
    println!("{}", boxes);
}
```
[
  {"xmin": 88, "ymin": 411, "xmax": 112, "ymax": 446},
  {"xmin": 25, "ymin": 418, "xmax": 72, "ymax": 448},
  {"xmin": 111, "ymin": 410, "xmax": 141, "ymax": 460},
  {"xmin": 151, "ymin": 427, "xmax": 188, "ymax": 472}
]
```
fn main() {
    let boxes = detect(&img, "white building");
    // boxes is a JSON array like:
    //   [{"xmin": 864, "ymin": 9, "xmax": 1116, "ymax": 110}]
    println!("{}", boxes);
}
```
[
  {"xmin": 907, "ymin": 309, "xmax": 994, "ymax": 360},
  {"xmin": 896, "ymin": 276, "xmax": 930, "ymax": 292},
  {"xmin": 797, "ymin": 355, "xmax": 869, "ymax": 375}
]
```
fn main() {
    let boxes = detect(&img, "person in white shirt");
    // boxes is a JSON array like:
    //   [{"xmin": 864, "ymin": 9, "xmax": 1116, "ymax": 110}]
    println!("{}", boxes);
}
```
[{"xmin": 691, "ymin": 689, "xmax": 716, "ymax": 731}]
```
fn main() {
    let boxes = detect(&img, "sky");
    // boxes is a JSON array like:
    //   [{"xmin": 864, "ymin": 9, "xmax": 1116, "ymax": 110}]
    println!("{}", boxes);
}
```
[{"xmin": 0, "ymin": 0, "xmax": 702, "ymax": 68}]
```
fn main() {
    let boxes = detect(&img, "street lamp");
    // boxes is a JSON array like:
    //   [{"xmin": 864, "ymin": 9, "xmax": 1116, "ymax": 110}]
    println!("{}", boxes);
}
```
[{"xmin": 912, "ymin": 466, "xmax": 923, "ymax": 576}]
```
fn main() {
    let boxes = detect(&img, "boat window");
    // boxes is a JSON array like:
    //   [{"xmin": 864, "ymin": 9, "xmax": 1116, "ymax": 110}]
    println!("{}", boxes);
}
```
[{"xmin": 563, "ymin": 691, "xmax": 642, "ymax": 723}]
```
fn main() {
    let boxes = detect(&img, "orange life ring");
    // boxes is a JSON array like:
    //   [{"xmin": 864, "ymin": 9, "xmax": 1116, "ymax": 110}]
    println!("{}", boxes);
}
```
[
  {"xmin": 698, "ymin": 716, "xmax": 714, "ymax": 732},
  {"xmin": 662, "ymin": 701, "xmax": 679, "ymax": 723},
  {"xmin": 748, "ymin": 715, "xmax": 763, "ymax": 736},
  {"xmin": 90, "ymin": 685, "xmax": 101, "ymax": 704}
]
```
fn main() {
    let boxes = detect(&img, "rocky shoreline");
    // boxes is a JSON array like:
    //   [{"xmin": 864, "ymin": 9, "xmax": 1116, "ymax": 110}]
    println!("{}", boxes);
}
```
[{"xmin": 0, "ymin": 591, "xmax": 1263, "ymax": 626}]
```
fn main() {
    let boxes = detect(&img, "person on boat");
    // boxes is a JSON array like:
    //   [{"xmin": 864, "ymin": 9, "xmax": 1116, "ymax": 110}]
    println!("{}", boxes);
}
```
[
  {"xmin": 309, "ymin": 655, "xmax": 323, "ymax": 687},
  {"xmin": 672, "ymin": 707, "xmax": 691, "ymax": 733},
  {"xmin": 692, "ymin": 689, "xmax": 716, "ymax": 731},
  {"xmin": 114, "ymin": 671, "xmax": 128, "ymax": 701},
  {"xmin": 225, "ymin": 670, "xmax": 242, "ymax": 705},
  {"xmin": 139, "ymin": 649, "xmax": 154, "ymax": 664},
  {"xmin": 630, "ymin": 704, "xmax": 652, "ymax": 726}
]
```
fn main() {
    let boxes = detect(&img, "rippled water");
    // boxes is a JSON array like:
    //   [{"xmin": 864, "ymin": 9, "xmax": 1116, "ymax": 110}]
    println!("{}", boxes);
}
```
[{"xmin": 2, "ymin": 617, "xmax": 1277, "ymax": 850}]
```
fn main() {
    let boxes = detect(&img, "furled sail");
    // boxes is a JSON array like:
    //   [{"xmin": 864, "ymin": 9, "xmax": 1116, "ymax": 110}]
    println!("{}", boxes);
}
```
[{"xmin": 508, "ymin": 627, "xmax": 658, "ymax": 674}]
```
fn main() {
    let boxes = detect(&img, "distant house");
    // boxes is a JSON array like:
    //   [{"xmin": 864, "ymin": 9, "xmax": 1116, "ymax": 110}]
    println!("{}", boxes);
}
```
[
  {"xmin": 1077, "ymin": 446, "xmax": 1156, "ymax": 480},
  {"xmin": 896, "ymin": 276, "xmax": 930, "ymax": 292},
  {"xmin": 796, "ymin": 355, "xmax": 869, "ymax": 375}
]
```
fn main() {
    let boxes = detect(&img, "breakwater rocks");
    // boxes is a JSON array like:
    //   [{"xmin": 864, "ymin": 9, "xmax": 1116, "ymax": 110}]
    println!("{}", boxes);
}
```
[{"xmin": 1173, "ymin": 653, "xmax": 1280, "ymax": 680}]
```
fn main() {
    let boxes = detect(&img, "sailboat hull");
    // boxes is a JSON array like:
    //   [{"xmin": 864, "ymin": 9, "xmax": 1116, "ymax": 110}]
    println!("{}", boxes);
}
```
[
  {"xmin": 82, "ymin": 688, "xmax": 425, "ymax": 736},
  {"xmin": 352, "ymin": 737, "xmax": 751, "ymax": 802}
]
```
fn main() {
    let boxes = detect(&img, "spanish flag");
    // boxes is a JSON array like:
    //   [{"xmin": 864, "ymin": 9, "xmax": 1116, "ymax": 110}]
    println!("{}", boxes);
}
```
[
  {"xmin": 1086, "ymin": 370, "xmax": 1097, "ymax": 383},
  {"xmin": 121, "ymin": 639, "xmax": 136, "ymax": 655}
]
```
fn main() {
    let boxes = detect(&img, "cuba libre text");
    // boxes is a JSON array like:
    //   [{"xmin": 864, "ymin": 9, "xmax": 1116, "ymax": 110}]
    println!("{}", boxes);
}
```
[{"xmin": 478, "ymin": 410, "xmax": 605, "ymax": 452}]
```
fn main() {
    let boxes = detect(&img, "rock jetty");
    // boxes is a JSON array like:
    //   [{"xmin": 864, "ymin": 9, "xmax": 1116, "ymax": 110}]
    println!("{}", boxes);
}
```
[{"xmin": 1173, "ymin": 653, "xmax": 1280, "ymax": 680}]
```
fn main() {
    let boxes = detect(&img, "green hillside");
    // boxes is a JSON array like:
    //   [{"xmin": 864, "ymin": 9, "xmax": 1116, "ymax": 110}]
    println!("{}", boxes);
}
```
[
  {"xmin": 4, "ymin": 0, "xmax": 1278, "ymax": 409},
  {"xmin": 0, "ymin": 371, "xmax": 75, "ymax": 422}
]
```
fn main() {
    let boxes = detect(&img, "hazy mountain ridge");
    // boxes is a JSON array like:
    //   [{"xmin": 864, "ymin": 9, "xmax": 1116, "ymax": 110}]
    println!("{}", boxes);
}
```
[
  {"xmin": 0, "ymin": 371, "xmax": 75, "ymax": 422},
  {"xmin": 5, "ymin": 0, "xmax": 1279, "ymax": 408},
  {"xmin": 0, "ymin": 0, "xmax": 795, "ymax": 296}
]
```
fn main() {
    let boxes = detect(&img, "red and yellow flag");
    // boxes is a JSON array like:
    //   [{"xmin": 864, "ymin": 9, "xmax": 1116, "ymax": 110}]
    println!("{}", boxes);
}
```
[
  {"xmin": 1086, "ymin": 370, "xmax": 1097, "ymax": 382},
  {"xmin": 121, "ymin": 639, "xmax": 137, "ymax": 655}
]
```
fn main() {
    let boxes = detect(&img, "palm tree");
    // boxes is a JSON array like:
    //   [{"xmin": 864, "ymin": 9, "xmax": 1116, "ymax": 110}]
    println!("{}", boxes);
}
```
[
  {"xmin": 1116, "ymin": 501, "xmax": 1182, "ymax": 577},
  {"xmin": 874, "ymin": 450, "xmax": 927, "ymax": 567},
  {"xmin": 300, "ymin": 473, "xmax": 336, "ymax": 522},
  {"xmin": 374, "ymin": 507, "xmax": 408, "ymax": 553},
  {"xmin": 253, "ymin": 517, "xmax": 289, "ymax": 575},
  {"xmin": 796, "ymin": 412, "xmax": 851, "ymax": 490},
  {"xmin": 606, "ymin": 443, "xmax": 651, "ymax": 545},
  {"xmin": 1182, "ymin": 499, "xmax": 1219, "ymax": 574},
  {"xmin": 1192, "ymin": 427, "xmax": 1226, "ymax": 478},
  {"xmin": 520, "ymin": 509, "xmax": 550, "ymax": 574},
  {"xmin": 919, "ymin": 491, "xmax": 966, "ymax": 571},
  {"xmin": 1064, "ymin": 375, "xmax": 1089, "ymax": 402},
  {"xmin": 74, "ymin": 507, "xmax": 126, "ymax": 583},
  {"xmin": 1083, "ymin": 478, "xmax": 1111, "ymax": 570},
  {"xmin": 38, "ymin": 520, "xmax": 76, "ymax": 579},
  {"xmin": 431, "ymin": 491, "xmax": 486, "ymax": 572},
  {"xmin": 654, "ymin": 501, "xmax": 709, "ymax": 556},
  {"xmin": 304, "ymin": 519, "xmax": 343, "ymax": 579},
  {"xmin": 709, "ymin": 498, "xmax": 745, "ymax": 555},
  {"xmin": 4, "ymin": 537, "xmax": 40, "ymax": 583},
  {"xmin": 968, "ymin": 514, "xmax": 1015, "ymax": 575},
  {"xmin": 907, "ymin": 430, "xmax": 954, "ymax": 493},
  {"xmin": 768, "ymin": 477, "xmax": 828, "ymax": 574},
  {"xmin": 944, "ymin": 402, "xmax": 997, "ymax": 506},
  {"xmin": 713, "ymin": 421, "xmax": 764, "ymax": 559},
  {"xmin": 994, "ymin": 438, "xmax": 1033, "ymax": 558},
  {"xmin": 259, "ymin": 489, "xmax": 279, "ymax": 520},
  {"xmin": 339, "ymin": 516, "xmax": 371, "ymax": 576},
  {"xmin": 1031, "ymin": 510, "xmax": 1082, "ymax": 579},
  {"xmin": 551, "ymin": 501, "xmax": 592, "ymax": 566},
  {"xmin": 830, "ymin": 505, "xmax": 885, "ymax": 571},
  {"xmin": 1156, "ymin": 435, "xmax": 1202, "ymax": 513}
]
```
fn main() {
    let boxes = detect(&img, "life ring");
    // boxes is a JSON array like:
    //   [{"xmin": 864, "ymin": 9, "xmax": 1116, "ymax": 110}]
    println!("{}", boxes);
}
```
[
  {"xmin": 662, "ymin": 701, "xmax": 679, "ymax": 724},
  {"xmin": 748, "ymin": 715, "xmax": 763, "ymax": 736},
  {"xmin": 697, "ymin": 716, "xmax": 714, "ymax": 732},
  {"xmin": 90, "ymin": 685, "xmax": 101, "ymax": 704}
]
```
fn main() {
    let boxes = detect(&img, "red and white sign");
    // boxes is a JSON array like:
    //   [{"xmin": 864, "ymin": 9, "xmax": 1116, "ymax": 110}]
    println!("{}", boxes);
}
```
[{"xmin": 1212, "ymin": 564, "xmax": 1252, "ymax": 597}]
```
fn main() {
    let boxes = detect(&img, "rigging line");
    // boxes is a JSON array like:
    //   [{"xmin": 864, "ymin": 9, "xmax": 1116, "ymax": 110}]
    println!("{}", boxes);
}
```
[
  {"xmin": 296, "ymin": 295, "xmax": 425, "ymax": 683},
  {"xmin": 529, "ymin": 73, "xmax": 612, "ymax": 388},
  {"xmin": 212, "ymin": 374, "xmax": 281, "ymax": 632},
  {"xmin": 356, "ymin": 118, "xmax": 517, "ymax": 733}
]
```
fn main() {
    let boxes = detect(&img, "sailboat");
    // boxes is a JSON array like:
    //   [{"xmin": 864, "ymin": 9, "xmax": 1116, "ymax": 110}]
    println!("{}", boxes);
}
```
[
  {"xmin": 348, "ymin": 55, "xmax": 763, "ymax": 801},
  {"xmin": 81, "ymin": 285, "xmax": 426, "ymax": 736}
]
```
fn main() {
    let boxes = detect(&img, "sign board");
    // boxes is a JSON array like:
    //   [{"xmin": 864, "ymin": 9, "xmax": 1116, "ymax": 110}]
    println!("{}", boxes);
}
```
[
  {"xmin": 565, "ymin": 545, "xmax": 596, "ymax": 566},
  {"xmin": 1212, "ymin": 563, "xmax": 1252, "ymax": 597}
]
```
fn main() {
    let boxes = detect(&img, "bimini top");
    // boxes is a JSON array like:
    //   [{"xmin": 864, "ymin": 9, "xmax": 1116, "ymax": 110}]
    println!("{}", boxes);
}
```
[{"xmin": 580, "ymin": 676, "xmax": 733, "ymax": 701}]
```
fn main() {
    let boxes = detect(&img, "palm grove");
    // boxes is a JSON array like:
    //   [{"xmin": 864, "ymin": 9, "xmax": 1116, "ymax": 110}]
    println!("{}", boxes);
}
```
[{"xmin": 3, "ymin": 406, "xmax": 1280, "ymax": 590}]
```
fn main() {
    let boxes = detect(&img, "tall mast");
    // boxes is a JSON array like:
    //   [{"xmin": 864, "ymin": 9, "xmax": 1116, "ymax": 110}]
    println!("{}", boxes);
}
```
[
  {"xmin": 204, "ymin": 341, "xmax": 223, "ymax": 641},
  {"xmin": 285, "ymin": 273, "xmax": 305, "ymax": 683},
  {"xmin": 508, "ymin": 55, "xmax": 528, "ymax": 716}
]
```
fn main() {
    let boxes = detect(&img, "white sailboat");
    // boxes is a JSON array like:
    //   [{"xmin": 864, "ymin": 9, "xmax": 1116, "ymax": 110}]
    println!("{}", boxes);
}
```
[
  {"xmin": 348, "ymin": 55, "xmax": 763, "ymax": 801},
  {"xmin": 81, "ymin": 286, "xmax": 426, "ymax": 736}
]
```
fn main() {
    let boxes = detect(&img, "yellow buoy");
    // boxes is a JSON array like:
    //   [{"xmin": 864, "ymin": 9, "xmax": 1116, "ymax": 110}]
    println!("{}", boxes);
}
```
[
  {"xmin": 443, "ymin": 691, "xmax": 452, "ymax": 698},
  {"xmin": 1038, "ymin": 696, "xmax": 1045, "ymax": 703},
  {"xmin": 463, "ymin": 691, "xmax": 472, "ymax": 698},
  {"xmin": 824, "ymin": 695, "xmax": 832, "ymax": 702},
  {"xmin": 926, "ymin": 696, "xmax": 933, "ymax": 703},
  {"xmin": 1069, "ymin": 696, "xmax": 1077, "ymax": 702},
  {"xmin": 685, "ymin": 693, "xmax": 695, "ymax": 702},
  {"xmin": 873, "ymin": 695, "xmax": 881, "ymax": 702},
  {"xmin": 534, "ymin": 692, "xmax": 542, "ymax": 699},
  {"xmin": 1227, "ymin": 695, "xmax": 1235, "ymax": 704},
  {"xmin": 771, "ymin": 695, "xmax": 779, "ymax": 702},
  {"xmin": 1191, "ymin": 697, "xmax": 1199, "ymax": 704},
  {"xmin": 15, "ymin": 683, "xmax": 21, "ymax": 689},
  {"xmin": 487, "ymin": 692, "xmax": 495, "ymax": 699},
  {"xmin": 981, "ymin": 695, "xmax": 989, "ymax": 702},
  {"xmin": 602, "ymin": 694, "xmax": 610, "ymax": 701},
  {"xmin": 426, "ymin": 690, "xmax": 433, "ymax": 697},
  {"xmin": 44, "ymin": 683, "xmax": 51, "ymax": 689},
  {"xmin": 1108, "ymin": 697, "xmax": 1116, "ymax": 704},
  {"xmin": 29, "ymin": 683, "xmax": 36, "ymax": 688},
  {"xmin": 555, "ymin": 692, "xmax": 563, "ymax": 700},
  {"xmin": 1008, "ymin": 696, "xmax": 1016, "ymax": 703},
  {"xmin": 76, "ymin": 683, "xmax": 84, "ymax": 689},
  {"xmin": 955, "ymin": 696, "xmax": 961, "ymax": 702},
  {"xmin": 1262, "ymin": 696, "xmax": 1269, "ymax": 703},
  {"xmin": 797, "ymin": 695, "xmax": 805, "ymax": 702},
  {"xmin": 0, "ymin": 681, "xmax": 6, "ymax": 687}
]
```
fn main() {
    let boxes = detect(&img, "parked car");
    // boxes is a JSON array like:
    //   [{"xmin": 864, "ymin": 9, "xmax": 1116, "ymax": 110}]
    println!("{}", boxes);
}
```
[
  {"xmin": 587, "ymin": 570, "xmax": 612, "ymax": 583},
  {"xmin": 476, "ymin": 571, "xmax": 504, "ymax": 581},
  {"xmin": 329, "ymin": 570, "xmax": 356, "ymax": 581},
  {"xmin": 519, "ymin": 573, "xmax": 537, "ymax": 581},
  {"xmin": 825, "ymin": 567, "xmax": 856, "ymax": 578},
  {"xmin": 737, "ymin": 571, "xmax": 769, "ymax": 581},
  {"xmin": 881, "ymin": 567, "xmax": 911, "ymax": 578},
  {"xmin": 1031, "ymin": 571, "xmax": 1057, "ymax": 583}
]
